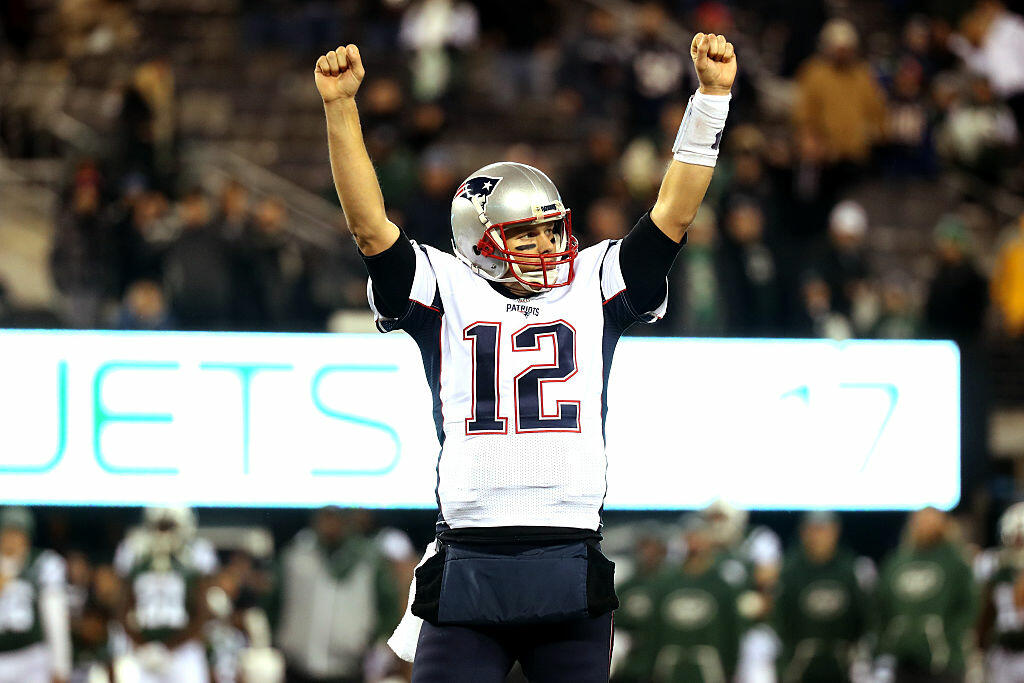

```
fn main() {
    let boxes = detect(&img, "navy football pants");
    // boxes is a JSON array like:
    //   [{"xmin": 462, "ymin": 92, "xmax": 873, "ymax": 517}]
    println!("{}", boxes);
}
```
[{"xmin": 411, "ymin": 613, "xmax": 613, "ymax": 682}]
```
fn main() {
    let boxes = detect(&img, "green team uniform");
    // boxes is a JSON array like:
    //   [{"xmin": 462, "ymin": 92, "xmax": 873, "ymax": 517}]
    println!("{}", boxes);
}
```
[
  {"xmin": 648, "ymin": 560, "xmax": 742, "ymax": 683},
  {"xmin": 774, "ymin": 547, "xmax": 867, "ymax": 682},
  {"xmin": 128, "ymin": 555, "xmax": 200, "ymax": 644},
  {"xmin": 987, "ymin": 562, "xmax": 1024, "ymax": 650},
  {"xmin": 614, "ymin": 569, "xmax": 663, "ymax": 682},
  {"xmin": 875, "ymin": 541, "xmax": 978, "ymax": 676},
  {"xmin": 0, "ymin": 550, "xmax": 62, "ymax": 653}
]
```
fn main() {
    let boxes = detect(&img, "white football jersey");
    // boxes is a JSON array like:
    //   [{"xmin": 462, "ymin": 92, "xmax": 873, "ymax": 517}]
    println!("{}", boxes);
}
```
[{"xmin": 368, "ymin": 239, "xmax": 666, "ymax": 531}]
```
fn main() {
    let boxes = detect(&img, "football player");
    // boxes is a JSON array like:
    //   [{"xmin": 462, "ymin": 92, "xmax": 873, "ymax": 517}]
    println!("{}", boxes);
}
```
[
  {"xmin": 648, "ymin": 515, "xmax": 743, "ymax": 682},
  {"xmin": 612, "ymin": 522, "xmax": 669, "ymax": 682},
  {"xmin": 117, "ymin": 508, "xmax": 211, "ymax": 683},
  {"xmin": 0, "ymin": 507, "xmax": 71, "ymax": 683},
  {"xmin": 315, "ymin": 31, "xmax": 736, "ymax": 682},
  {"xmin": 873, "ymin": 507, "xmax": 976, "ymax": 683},
  {"xmin": 978, "ymin": 502, "xmax": 1024, "ymax": 682},
  {"xmin": 773, "ymin": 511, "xmax": 871, "ymax": 683}
]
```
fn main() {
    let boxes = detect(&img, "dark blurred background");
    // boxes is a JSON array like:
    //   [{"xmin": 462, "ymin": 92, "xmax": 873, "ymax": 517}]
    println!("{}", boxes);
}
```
[{"xmin": 4, "ymin": 0, "xmax": 1024, "ymax": 681}]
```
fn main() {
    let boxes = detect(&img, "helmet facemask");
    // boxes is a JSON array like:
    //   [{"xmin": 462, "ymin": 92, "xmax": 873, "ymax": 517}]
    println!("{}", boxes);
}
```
[{"xmin": 476, "ymin": 211, "xmax": 578, "ymax": 292}]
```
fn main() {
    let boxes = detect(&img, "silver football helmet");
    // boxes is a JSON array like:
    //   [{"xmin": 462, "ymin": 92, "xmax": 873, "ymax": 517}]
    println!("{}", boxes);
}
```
[
  {"xmin": 451, "ymin": 161, "xmax": 577, "ymax": 290},
  {"xmin": 1000, "ymin": 502, "xmax": 1024, "ymax": 567},
  {"xmin": 1002, "ymin": 502, "xmax": 1024, "ymax": 548}
]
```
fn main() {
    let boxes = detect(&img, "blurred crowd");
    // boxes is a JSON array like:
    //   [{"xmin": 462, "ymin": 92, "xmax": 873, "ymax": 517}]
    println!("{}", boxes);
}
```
[
  {"xmin": 9, "ymin": 502, "xmax": 1024, "ymax": 682},
  {"xmin": 1, "ymin": 0, "xmax": 1023, "ymax": 344},
  {"xmin": 45, "ymin": 172, "xmax": 341, "ymax": 331}
]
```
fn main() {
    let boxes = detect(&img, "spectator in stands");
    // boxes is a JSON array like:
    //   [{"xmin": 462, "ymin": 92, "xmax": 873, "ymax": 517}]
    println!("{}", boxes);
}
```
[
  {"xmin": 363, "ymin": 126, "xmax": 417, "ymax": 220},
  {"xmin": 621, "ymin": 101, "xmax": 687, "ymax": 208},
  {"xmin": 949, "ymin": 1, "xmax": 1024, "ymax": 132},
  {"xmin": 774, "ymin": 511, "xmax": 870, "ymax": 683},
  {"xmin": 627, "ymin": 2, "xmax": 693, "ymax": 137},
  {"xmin": 133, "ymin": 60, "xmax": 177, "ymax": 190},
  {"xmin": 216, "ymin": 180, "xmax": 250, "ymax": 243},
  {"xmin": 114, "ymin": 279, "xmax": 173, "ymax": 330},
  {"xmin": 647, "ymin": 514, "xmax": 742, "ymax": 682},
  {"xmin": 898, "ymin": 16, "xmax": 939, "ymax": 83},
  {"xmin": 718, "ymin": 196, "xmax": 783, "ymax": 336},
  {"xmin": 232, "ymin": 196, "xmax": 297, "ymax": 329},
  {"xmin": 50, "ymin": 166, "xmax": 114, "ymax": 328},
  {"xmin": 884, "ymin": 57, "xmax": 937, "ymax": 177},
  {"xmin": 563, "ymin": 123, "xmax": 622, "ymax": 229},
  {"xmin": 795, "ymin": 274, "xmax": 854, "ymax": 340},
  {"xmin": 936, "ymin": 75, "xmax": 1018, "ymax": 185},
  {"xmin": 558, "ymin": 7, "xmax": 629, "ymax": 119},
  {"xmin": 584, "ymin": 197, "xmax": 629, "ymax": 247},
  {"xmin": 665, "ymin": 207, "xmax": 727, "ymax": 336},
  {"xmin": 768, "ymin": 126, "xmax": 846, "ymax": 244},
  {"xmin": 817, "ymin": 200, "xmax": 871, "ymax": 318},
  {"xmin": 405, "ymin": 102, "xmax": 447, "ymax": 155},
  {"xmin": 115, "ymin": 61, "xmax": 177, "ymax": 192},
  {"xmin": 924, "ymin": 214, "xmax": 988, "ymax": 346},
  {"xmin": 403, "ymin": 149, "xmax": 458, "ymax": 252},
  {"xmin": 992, "ymin": 214, "xmax": 1024, "ymax": 337},
  {"xmin": 112, "ymin": 190, "xmax": 169, "ymax": 298},
  {"xmin": 398, "ymin": 0, "xmax": 479, "ymax": 102},
  {"xmin": 269, "ymin": 507, "xmax": 399, "ymax": 683},
  {"xmin": 871, "ymin": 275, "xmax": 920, "ymax": 339},
  {"xmin": 162, "ymin": 189, "xmax": 232, "ymax": 330},
  {"xmin": 718, "ymin": 126, "xmax": 774, "ymax": 218},
  {"xmin": 793, "ymin": 19, "xmax": 887, "ymax": 190},
  {"xmin": 873, "ymin": 507, "xmax": 977, "ymax": 683}
]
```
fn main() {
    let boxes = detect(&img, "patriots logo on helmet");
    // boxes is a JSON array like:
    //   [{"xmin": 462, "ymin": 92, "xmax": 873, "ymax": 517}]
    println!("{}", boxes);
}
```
[{"xmin": 454, "ymin": 175, "xmax": 502, "ymax": 210}]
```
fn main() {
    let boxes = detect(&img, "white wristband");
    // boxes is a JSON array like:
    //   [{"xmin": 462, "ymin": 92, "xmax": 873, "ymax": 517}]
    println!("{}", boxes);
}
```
[{"xmin": 671, "ymin": 90, "xmax": 731, "ymax": 167}]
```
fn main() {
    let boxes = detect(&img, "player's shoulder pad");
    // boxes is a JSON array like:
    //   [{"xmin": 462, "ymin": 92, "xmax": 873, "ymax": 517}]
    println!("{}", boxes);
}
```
[
  {"xmin": 33, "ymin": 549, "xmax": 67, "ymax": 586},
  {"xmin": 745, "ymin": 526, "xmax": 783, "ymax": 567},
  {"xmin": 190, "ymin": 537, "xmax": 219, "ymax": 576},
  {"xmin": 113, "ymin": 529, "xmax": 147, "ymax": 577}
]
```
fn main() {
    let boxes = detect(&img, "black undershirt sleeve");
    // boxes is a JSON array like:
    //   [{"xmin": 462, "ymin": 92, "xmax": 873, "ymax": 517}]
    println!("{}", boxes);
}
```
[
  {"xmin": 618, "ymin": 210, "xmax": 687, "ymax": 315},
  {"xmin": 360, "ymin": 230, "xmax": 416, "ymax": 318}
]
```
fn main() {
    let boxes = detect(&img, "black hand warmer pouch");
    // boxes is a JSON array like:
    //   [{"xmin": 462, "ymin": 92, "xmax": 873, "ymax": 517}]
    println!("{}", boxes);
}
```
[{"xmin": 411, "ymin": 538, "xmax": 617, "ymax": 626}]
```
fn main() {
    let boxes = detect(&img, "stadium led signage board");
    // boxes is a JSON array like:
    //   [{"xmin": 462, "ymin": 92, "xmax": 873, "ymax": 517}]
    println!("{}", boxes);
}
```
[{"xmin": 0, "ymin": 330, "xmax": 959, "ymax": 510}]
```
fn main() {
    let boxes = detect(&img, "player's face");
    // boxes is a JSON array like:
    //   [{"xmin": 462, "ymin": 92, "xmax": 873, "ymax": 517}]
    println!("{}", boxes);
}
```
[
  {"xmin": 0, "ymin": 529, "xmax": 29, "ymax": 562},
  {"xmin": 503, "ymin": 220, "xmax": 559, "ymax": 272},
  {"xmin": 909, "ymin": 507, "xmax": 946, "ymax": 548},
  {"xmin": 801, "ymin": 522, "xmax": 839, "ymax": 562}
]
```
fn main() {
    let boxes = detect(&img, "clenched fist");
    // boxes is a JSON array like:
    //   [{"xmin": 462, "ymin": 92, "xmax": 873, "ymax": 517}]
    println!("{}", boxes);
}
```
[
  {"xmin": 315, "ymin": 44, "xmax": 365, "ymax": 103},
  {"xmin": 690, "ymin": 33, "xmax": 736, "ymax": 96}
]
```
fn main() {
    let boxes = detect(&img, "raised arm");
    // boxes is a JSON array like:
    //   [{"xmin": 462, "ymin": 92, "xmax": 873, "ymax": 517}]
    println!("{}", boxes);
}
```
[
  {"xmin": 316, "ymin": 44, "xmax": 400, "ymax": 256},
  {"xmin": 649, "ymin": 33, "xmax": 736, "ymax": 242}
]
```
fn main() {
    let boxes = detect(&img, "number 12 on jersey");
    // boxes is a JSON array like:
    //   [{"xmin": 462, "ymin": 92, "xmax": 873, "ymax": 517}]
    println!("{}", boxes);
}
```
[{"xmin": 463, "ymin": 320, "xmax": 580, "ymax": 435}]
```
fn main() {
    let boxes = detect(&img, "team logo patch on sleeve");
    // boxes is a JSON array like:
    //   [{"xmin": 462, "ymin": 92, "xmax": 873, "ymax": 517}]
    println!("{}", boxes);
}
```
[{"xmin": 454, "ymin": 175, "xmax": 502, "ymax": 209}]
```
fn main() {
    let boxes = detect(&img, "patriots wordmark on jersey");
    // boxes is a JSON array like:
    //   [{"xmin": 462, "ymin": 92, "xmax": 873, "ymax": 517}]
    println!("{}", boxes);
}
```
[{"xmin": 368, "ymin": 227, "xmax": 666, "ymax": 531}]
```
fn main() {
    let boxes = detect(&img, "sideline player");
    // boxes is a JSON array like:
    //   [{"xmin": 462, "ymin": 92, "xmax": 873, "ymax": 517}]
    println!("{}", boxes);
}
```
[
  {"xmin": 316, "ymin": 32, "xmax": 736, "ymax": 682},
  {"xmin": 0, "ymin": 507, "xmax": 72, "ymax": 683},
  {"xmin": 979, "ymin": 503, "xmax": 1024, "ymax": 682},
  {"xmin": 117, "ymin": 508, "xmax": 211, "ymax": 683}
]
